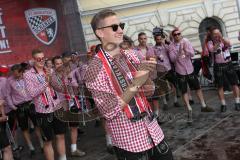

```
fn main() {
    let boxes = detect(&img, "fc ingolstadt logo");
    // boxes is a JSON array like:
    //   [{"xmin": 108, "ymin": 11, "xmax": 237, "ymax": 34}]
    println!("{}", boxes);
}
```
[{"xmin": 25, "ymin": 8, "xmax": 57, "ymax": 45}]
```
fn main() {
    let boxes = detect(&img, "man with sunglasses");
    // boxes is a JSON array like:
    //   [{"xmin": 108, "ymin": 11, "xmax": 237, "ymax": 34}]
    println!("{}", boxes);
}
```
[
  {"xmin": 169, "ymin": 28, "xmax": 214, "ymax": 123},
  {"xmin": 23, "ymin": 49, "xmax": 67, "ymax": 160},
  {"xmin": 85, "ymin": 9, "xmax": 173, "ymax": 160}
]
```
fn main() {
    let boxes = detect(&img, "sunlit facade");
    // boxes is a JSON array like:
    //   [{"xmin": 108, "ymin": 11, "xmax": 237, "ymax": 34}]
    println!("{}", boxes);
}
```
[{"xmin": 78, "ymin": 0, "xmax": 240, "ymax": 51}]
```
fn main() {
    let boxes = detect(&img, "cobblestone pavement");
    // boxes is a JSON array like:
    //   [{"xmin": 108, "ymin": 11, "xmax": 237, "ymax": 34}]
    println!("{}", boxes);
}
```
[{"xmin": 7, "ymin": 89, "xmax": 240, "ymax": 160}]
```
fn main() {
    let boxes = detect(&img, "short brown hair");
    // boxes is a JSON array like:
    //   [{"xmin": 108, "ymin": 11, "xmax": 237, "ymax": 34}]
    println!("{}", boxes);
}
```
[
  {"xmin": 32, "ymin": 49, "xmax": 43, "ymax": 57},
  {"xmin": 123, "ymin": 35, "xmax": 134, "ymax": 46},
  {"xmin": 138, "ymin": 32, "xmax": 146, "ymax": 38},
  {"xmin": 52, "ymin": 56, "xmax": 62, "ymax": 65},
  {"xmin": 91, "ymin": 9, "xmax": 116, "ymax": 38},
  {"xmin": 11, "ymin": 64, "xmax": 23, "ymax": 72}
]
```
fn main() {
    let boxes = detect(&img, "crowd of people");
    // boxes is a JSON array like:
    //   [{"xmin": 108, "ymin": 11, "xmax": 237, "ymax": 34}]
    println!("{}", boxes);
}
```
[{"xmin": 0, "ymin": 8, "xmax": 240, "ymax": 160}]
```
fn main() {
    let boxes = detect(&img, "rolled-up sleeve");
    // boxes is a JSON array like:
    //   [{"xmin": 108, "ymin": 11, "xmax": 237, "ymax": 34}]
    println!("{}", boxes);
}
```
[
  {"xmin": 85, "ymin": 58, "xmax": 123, "ymax": 121},
  {"xmin": 183, "ymin": 39, "xmax": 194, "ymax": 57}
]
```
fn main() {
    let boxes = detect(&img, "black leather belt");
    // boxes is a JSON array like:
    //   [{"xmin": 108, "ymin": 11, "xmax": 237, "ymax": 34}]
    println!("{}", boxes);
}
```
[
  {"xmin": 16, "ymin": 101, "xmax": 32, "ymax": 108},
  {"xmin": 130, "ymin": 112, "xmax": 155, "ymax": 122}
]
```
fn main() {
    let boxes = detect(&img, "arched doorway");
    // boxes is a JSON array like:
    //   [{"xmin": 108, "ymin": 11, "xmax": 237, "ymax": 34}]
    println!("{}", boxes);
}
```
[{"xmin": 198, "ymin": 17, "xmax": 226, "ymax": 48}]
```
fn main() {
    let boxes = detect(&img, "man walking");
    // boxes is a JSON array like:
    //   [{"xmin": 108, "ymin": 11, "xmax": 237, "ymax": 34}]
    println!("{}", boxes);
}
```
[{"xmin": 24, "ymin": 49, "xmax": 67, "ymax": 160}]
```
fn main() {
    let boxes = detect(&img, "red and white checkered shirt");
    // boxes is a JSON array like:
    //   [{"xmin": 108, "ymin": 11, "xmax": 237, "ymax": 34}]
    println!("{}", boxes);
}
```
[
  {"xmin": 23, "ymin": 67, "xmax": 57, "ymax": 113},
  {"xmin": 85, "ymin": 49, "xmax": 164, "ymax": 153}
]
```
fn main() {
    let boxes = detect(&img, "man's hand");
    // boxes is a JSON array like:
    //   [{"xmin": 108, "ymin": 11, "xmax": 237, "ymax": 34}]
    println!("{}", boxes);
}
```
[
  {"xmin": 0, "ymin": 100, "xmax": 4, "ymax": 106},
  {"xmin": 133, "ymin": 70, "xmax": 150, "ymax": 87},
  {"xmin": 161, "ymin": 38, "xmax": 166, "ymax": 44},
  {"xmin": 183, "ymin": 42, "xmax": 188, "ymax": 53},
  {"xmin": 179, "ymin": 43, "xmax": 184, "ymax": 54},
  {"xmin": 45, "ymin": 67, "xmax": 52, "ymax": 83},
  {"xmin": 12, "ymin": 106, "xmax": 17, "ymax": 111},
  {"xmin": 214, "ymin": 42, "xmax": 220, "ymax": 51},
  {"xmin": 120, "ymin": 72, "xmax": 149, "ymax": 108},
  {"xmin": 222, "ymin": 38, "xmax": 231, "ymax": 47},
  {"xmin": 0, "ymin": 115, "xmax": 8, "ymax": 122}
]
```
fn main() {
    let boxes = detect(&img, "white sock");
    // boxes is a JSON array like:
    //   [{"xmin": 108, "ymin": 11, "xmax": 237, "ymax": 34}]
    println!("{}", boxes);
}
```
[
  {"xmin": 30, "ymin": 122, "xmax": 34, "ymax": 129},
  {"xmin": 187, "ymin": 104, "xmax": 192, "ymax": 111},
  {"xmin": 201, "ymin": 100, "xmax": 206, "ymax": 108},
  {"xmin": 71, "ymin": 144, "xmax": 77, "ymax": 152},
  {"xmin": 39, "ymin": 138, "xmax": 44, "ymax": 148},
  {"xmin": 154, "ymin": 109, "xmax": 159, "ymax": 116},
  {"xmin": 189, "ymin": 94, "xmax": 193, "ymax": 101},
  {"xmin": 174, "ymin": 96, "xmax": 178, "ymax": 103},
  {"xmin": 28, "ymin": 143, "xmax": 35, "ymax": 150},
  {"xmin": 105, "ymin": 134, "xmax": 112, "ymax": 146},
  {"xmin": 221, "ymin": 99, "xmax": 226, "ymax": 105},
  {"xmin": 59, "ymin": 154, "xmax": 67, "ymax": 160},
  {"xmin": 163, "ymin": 96, "xmax": 167, "ymax": 104},
  {"xmin": 235, "ymin": 97, "xmax": 240, "ymax": 104}
]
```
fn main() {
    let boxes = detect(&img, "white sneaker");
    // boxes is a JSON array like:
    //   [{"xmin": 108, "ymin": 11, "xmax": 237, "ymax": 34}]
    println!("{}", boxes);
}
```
[{"xmin": 224, "ymin": 91, "xmax": 233, "ymax": 95}]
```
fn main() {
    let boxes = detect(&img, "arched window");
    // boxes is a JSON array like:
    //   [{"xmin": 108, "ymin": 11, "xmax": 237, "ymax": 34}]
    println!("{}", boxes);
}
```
[{"xmin": 198, "ymin": 17, "xmax": 226, "ymax": 48}]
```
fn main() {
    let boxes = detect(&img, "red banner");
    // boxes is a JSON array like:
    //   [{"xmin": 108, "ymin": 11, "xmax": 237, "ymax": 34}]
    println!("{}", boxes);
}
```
[{"xmin": 0, "ymin": 0, "xmax": 70, "ymax": 65}]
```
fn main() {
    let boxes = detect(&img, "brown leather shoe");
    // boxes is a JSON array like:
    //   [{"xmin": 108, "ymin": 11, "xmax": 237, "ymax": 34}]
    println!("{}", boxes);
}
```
[{"xmin": 201, "ymin": 106, "xmax": 215, "ymax": 112}]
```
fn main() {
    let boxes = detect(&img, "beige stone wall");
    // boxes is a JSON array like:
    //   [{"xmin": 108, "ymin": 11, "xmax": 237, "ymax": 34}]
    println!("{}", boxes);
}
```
[
  {"xmin": 81, "ymin": 0, "xmax": 240, "ymax": 51},
  {"xmin": 78, "ymin": 0, "xmax": 146, "ymax": 11}
]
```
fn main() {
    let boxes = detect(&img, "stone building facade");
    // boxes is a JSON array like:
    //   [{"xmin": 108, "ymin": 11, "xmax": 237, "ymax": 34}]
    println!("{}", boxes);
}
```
[{"xmin": 79, "ymin": 0, "xmax": 240, "ymax": 52}]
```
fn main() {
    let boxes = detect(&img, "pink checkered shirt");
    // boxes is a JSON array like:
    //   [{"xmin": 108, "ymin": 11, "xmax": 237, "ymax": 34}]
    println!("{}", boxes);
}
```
[
  {"xmin": 23, "ymin": 67, "xmax": 57, "ymax": 113},
  {"xmin": 50, "ymin": 64, "xmax": 88, "ymax": 110},
  {"xmin": 168, "ymin": 38, "xmax": 195, "ymax": 75},
  {"xmin": 153, "ymin": 44, "xmax": 172, "ymax": 72},
  {"xmin": 5, "ymin": 76, "xmax": 32, "ymax": 107},
  {"xmin": 74, "ymin": 64, "xmax": 88, "ymax": 85},
  {"xmin": 134, "ymin": 45, "xmax": 155, "ymax": 61},
  {"xmin": 135, "ymin": 46, "xmax": 157, "ymax": 79},
  {"xmin": 85, "ymin": 49, "xmax": 164, "ymax": 153},
  {"xmin": 50, "ymin": 68, "xmax": 81, "ymax": 110},
  {"xmin": 207, "ymin": 41, "xmax": 231, "ymax": 64},
  {"xmin": 0, "ymin": 77, "xmax": 14, "ymax": 114}
]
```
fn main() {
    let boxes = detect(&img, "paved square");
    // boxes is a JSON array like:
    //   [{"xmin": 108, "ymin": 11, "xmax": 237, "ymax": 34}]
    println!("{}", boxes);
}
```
[{"xmin": 13, "ymin": 89, "xmax": 240, "ymax": 160}]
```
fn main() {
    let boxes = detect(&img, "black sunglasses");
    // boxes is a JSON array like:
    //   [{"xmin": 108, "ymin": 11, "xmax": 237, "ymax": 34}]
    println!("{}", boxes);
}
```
[
  {"xmin": 173, "ymin": 33, "xmax": 181, "ymax": 37},
  {"xmin": 97, "ymin": 23, "xmax": 125, "ymax": 32}
]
